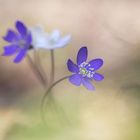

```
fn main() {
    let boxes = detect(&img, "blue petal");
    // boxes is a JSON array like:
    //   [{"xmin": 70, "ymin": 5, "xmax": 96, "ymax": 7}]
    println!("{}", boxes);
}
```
[
  {"xmin": 69, "ymin": 74, "xmax": 82, "ymax": 86},
  {"xmin": 82, "ymin": 78, "xmax": 95, "ymax": 90},
  {"xmin": 26, "ymin": 32, "xmax": 32, "ymax": 45},
  {"xmin": 77, "ymin": 46, "xmax": 88, "ymax": 65},
  {"xmin": 3, "ymin": 30, "xmax": 18, "ymax": 42},
  {"xmin": 14, "ymin": 49, "xmax": 27, "ymax": 63},
  {"xmin": 93, "ymin": 73, "xmax": 104, "ymax": 81},
  {"xmin": 2, "ymin": 45, "xmax": 19, "ymax": 56},
  {"xmin": 89, "ymin": 58, "xmax": 103, "ymax": 70},
  {"xmin": 67, "ymin": 59, "xmax": 79, "ymax": 73},
  {"xmin": 16, "ymin": 21, "xmax": 27, "ymax": 37},
  {"xmin": 53, "ymin": 35, "xmax": 71, "ymax": 48}
]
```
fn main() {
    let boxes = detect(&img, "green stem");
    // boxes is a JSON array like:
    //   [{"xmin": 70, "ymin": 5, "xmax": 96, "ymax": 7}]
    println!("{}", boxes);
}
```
[
  {"xmin": 40, "ymin": 75, "xmax": 70, "ymax": 124},
  {"xmin": 27, "ymin": 54, "xmax": 46, "ymax": 87}
]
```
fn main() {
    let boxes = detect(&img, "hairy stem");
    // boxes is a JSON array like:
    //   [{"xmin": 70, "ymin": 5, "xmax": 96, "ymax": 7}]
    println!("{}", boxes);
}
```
[
  {"xmin": 27, "ymin": 54, "xmax": 46, "ymax": 87},
  {"xmin": 40, "ymin": 75, "xmax": 70, "ymax": 123},
  {"xmin": 34, "ymin": 50, "xmax": 48, "ymax": 86}
]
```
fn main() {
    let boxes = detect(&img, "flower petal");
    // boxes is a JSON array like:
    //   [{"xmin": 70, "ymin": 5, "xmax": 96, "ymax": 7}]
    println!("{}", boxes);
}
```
[
  {"xmin": 69, "ymin": 74, "xmax": 82, "ymax": 86},
  {"xmin": 3, "ymin": 30, "xmax": 18, "ymax": 42},
  {"xmin": 53, "ymin": 35, "xmax": 71, "ymax": 48},
  {"xmin": 82, "ymin": 78, "xmax": 95, "ymax": 90},
  {"xmin": 14, "ymin": 49, "xmax": 27, "ymax": 63},
  {"xmin": 16, "ymin": 21, "xmax": 27, "ymax": 37},
  {"xmin": 30, "ymin": 26, "xmax": 48, "ymax": 49},
  {"xmin": 89, "ymin": 58, "xmax": 103, "ymax": 70},
  {"xmin": 2, "ymin": 45, "xmax": 19, "ymax": 56},
  {"xmin": 67, "ymin": 59, "xmax": 79, "ymax": 73},
  {"xmin": 93, "ymin": 73, "xmax": 104, "ymax": 81},
  {"xmin": 77, "ymin": 46, "xmax": 88, "ymax": 65},
  {"xmin": 26, "ymin": 32, "xmax": 32, "ymax": 45},
  {"xmin": 50, "ymin": 30, "xmax": 60, "ymax": 42}
]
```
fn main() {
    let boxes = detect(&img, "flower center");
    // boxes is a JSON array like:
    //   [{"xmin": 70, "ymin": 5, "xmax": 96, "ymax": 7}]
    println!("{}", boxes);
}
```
[
  {"xmin": 79, "ymin": 62, "xmax": 95, "ymax": 78},
  {"xmin": 50, "ymin": 39, "xmax": 57, "ymax": 45},
  {"xmin": 18, "ymin": 40, "xmax": 26, "ymax": 48},
  {"xmin": 80, "ymin": 68, "xmax": 88, "ymax": 75}
]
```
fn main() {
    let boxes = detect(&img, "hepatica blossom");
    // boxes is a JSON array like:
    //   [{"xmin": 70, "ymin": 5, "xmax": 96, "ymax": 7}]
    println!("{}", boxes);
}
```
[
  {"xmin": 67, "ymin": 47, "xmax": 104, "ymax": 90},
  {"xmin": 30, "ymin": 26, "xmax": 71, "ymax": 50},
  {"xmin": 2, "ymin": 21, "xmax": 32, "ymax": 63}
]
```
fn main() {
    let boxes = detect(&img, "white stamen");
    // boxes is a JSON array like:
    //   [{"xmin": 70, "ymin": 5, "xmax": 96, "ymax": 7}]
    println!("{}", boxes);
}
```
[{"xmin": 78, "ymin": 62, "xmax": 95, "ymax": 78}]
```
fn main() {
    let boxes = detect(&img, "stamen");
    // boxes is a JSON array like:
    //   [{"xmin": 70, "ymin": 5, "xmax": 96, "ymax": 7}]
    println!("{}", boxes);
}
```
[{"xmin": 79, "ymin": 62, "xmax": 95, "ymax": 78}]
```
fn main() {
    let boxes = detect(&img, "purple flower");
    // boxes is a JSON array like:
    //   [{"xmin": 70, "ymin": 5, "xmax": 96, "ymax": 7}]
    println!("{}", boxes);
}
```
[
  {"xmin": 67, "ymin": 46, "xmax": 104, "ymax": 90},
  {"xmin": 2, "ymin": 21, "xmax": 32, "ymax": 63}
]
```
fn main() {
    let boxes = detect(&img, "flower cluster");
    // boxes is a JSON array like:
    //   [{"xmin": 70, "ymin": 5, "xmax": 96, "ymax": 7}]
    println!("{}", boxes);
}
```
[{"xmin": 2, "ymin": 20, "xmax": 104, "ymax": 91}]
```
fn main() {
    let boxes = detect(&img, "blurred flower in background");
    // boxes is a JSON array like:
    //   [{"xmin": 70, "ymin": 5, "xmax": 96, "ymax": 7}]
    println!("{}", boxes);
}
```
[
  {"xmin": 30, "ymin": 26, "xmax": 71, "ymax": 50},
  {"xmin": 2, "ymin": 21, "xmax": 32, "ymax": 63}
]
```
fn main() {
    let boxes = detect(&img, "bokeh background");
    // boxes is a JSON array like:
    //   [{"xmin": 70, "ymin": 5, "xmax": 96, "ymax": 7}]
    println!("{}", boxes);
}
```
[{"xmin": 0, "ymin": 0, "xmax": 140, "ymax": 140}]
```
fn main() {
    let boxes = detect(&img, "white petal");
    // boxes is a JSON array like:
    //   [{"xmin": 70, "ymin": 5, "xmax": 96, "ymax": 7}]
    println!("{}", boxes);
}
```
[
  {"xmin": 30, "ymin": 27, "xmax": 71, "ymax": 50},
  {"xmin": 50, "ymin": 29, "xmax": 60, "ymax": 42},
  {"xmin": 30, "ymin": 26, "xmax": 49, "ymax": 49},
  {"xmin": 53, "ymin": 35, "xmax": 71, "ymax": 48}
]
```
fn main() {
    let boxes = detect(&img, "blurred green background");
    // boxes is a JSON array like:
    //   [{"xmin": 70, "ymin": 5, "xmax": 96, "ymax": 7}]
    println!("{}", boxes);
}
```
[{"xmin": 0, "ymin": 0, "xmax": 140, "ymax": 140}]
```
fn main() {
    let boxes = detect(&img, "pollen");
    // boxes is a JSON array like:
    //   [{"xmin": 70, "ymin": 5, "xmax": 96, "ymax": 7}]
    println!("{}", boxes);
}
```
[
  {"xmin": 79, "ymin": 62, "xmax": 95, "ymax": 78},
  {"xmin": 80, "ymin": 68, "xmax": 88, "ymax": 75}
]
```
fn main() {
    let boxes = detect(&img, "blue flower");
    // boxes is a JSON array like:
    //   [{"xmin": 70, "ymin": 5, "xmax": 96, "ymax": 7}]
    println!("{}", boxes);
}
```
[
  {"xmin": 2, "ymin": 21, "xmax": 32, "ymax": 63},
  {"xmin": 67, "ymin": 47, "xmax": 104, "ymax": 90},
  {"xmin": 30, "ymin": 26, "xmax": 71, "ymax": 50}
]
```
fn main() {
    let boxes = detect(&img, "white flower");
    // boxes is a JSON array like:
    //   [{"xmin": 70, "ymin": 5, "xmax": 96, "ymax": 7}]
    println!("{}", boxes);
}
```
[{"xmin": 30, "ymin": 26, "xmax": 71, "ymax": 50}]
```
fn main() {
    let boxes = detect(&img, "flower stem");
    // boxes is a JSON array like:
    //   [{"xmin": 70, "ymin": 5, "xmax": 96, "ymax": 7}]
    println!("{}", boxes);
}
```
[
  {"xmin": 26, "ymin": 54, "xmax": 46, "ymax": 87},
  {"xmin": 40, "ymin": 75, "xmax": 70, "ymax": 124},
  {"xmin": 50, "ymin": 50, "xmax": 55, "ymax": 85},
  {"xmin": 34, "ymin": 50, "xmax": 48, "ymax": 86}
]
